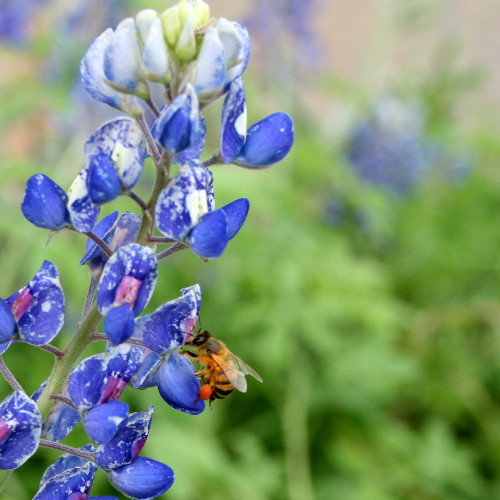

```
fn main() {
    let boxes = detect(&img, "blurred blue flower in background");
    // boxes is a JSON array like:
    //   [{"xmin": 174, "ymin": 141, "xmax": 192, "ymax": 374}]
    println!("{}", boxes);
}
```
[
  {"xmin": 0, "ymin": 0, "xmax": 48, "ymax": 44},
  {"xmin": 345, "ymin": 96, "xmax": 470, "ymax": 194}
]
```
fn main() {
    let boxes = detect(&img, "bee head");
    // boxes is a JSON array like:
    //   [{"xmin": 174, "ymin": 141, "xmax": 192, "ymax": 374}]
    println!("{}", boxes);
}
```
[{"xmin": 189, "ymin": 330, "xmax": 210, "ymax": 346}]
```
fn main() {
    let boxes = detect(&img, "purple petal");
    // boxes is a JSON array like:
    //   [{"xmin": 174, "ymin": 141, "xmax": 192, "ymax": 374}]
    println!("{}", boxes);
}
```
[
  {"xmin": 156, "ymin": 352, "xmax": 205, "ymax": 415},
  {"xmin": 235, "ymin": 112, "xmax": 294, "ymax": 167},
  {"xmin": 95, "ymin": 407, "xmax": 153, "ymax": 470},
  {"xmin": 106, "ymin": 456, "xmax": 174, "ymax": 499},
  {"xmin": 21, "ymin": 174, "xmax": 70, "ymax": 230},
  {"xmin": 220, "ymin": 76, "xmax": 246, "ymax": 163},
  {"xmin": 0, "ymin": 391, "xmax": 41, "ymax": 469},
  {"xmin": 173, "ymin": 115, "xmax": 206, "ymax": 165},
  {"xmin": 220, "ymin": 198, "xmax": 250, "ymax": 240},
  {"xmin": 130, "ymin": 352, "xmax": 162, "ymax": 389},
  {"xmin": 84, "ymin": 401, "xmax": 129, "ymax": 444},
  {"xmin": 188, "ymin": 208, "xmax": 228, "ymax": 258}
]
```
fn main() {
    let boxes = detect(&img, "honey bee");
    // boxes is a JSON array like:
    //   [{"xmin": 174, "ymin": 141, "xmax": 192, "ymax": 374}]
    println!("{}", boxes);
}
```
[{"xmin": 184, "ymin": 330, "xmax": 263, "ymax": 404}]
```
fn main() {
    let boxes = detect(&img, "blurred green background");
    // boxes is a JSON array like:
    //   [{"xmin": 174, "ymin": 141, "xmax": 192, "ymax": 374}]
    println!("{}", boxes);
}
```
[{"xmin": 1, "ymin": 0, "xmax": 500, "ymax": 499}]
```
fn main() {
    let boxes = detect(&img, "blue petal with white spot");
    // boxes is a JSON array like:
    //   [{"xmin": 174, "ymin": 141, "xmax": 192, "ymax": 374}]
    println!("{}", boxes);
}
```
[
  {"xmin": 84, "ymin": 117, "xmax": 146, "ymax": 192},
  {"xmin": 155, "ymin": 164, "xmax": 209, "ymax": 241},
  {"xmin": 95, "ymin": 406, "xmax": 153, "ymax": 469},
  {"xmin": 21, "ymin": 174, "xmax": 71, "ymax": 230},
  {"xmin": 7, "ymin": 260, "xmax": 65, "ymax": 346},
  {"xmin": 67, "ymin": 167, "xmax": 101, "ymax": 233},
  {"xmin": 0, "ymin": 391, "xmax": 42, "ymax": 470},
  {"xmin": 137, "ymin": 284, "xmax": 201, "ymax": 354},
  {"xmin": 34, "ymin": 463, "xmax": 97, "ymax": 499},
  {"xmin": 68, "ymin": 345, "xmax": 143, "ymax": 411},
  {"xmin": 220, "ymin": 76, "xmax": 247, "ymax": 163},
  {"xmin": 84, "ymin": 400, "xmax": 129, "ymax": 444},
  {"xmin": 40, "ymin": 445, "xmax": 95, "ymax": 485}
]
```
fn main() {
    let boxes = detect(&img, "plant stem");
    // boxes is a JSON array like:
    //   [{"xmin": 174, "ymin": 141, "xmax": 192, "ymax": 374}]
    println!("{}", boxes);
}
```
[
  {"xmin": 157, "ymin": 242, "xmax": 188, "ymax": 261},
  {"xmin": 35, "ymin": 303, "xmax": 102, "ymax": 420},
  {"xmin": 0, "ymin": 357, "xmax": 24, "ymax": 393},
  {"xmin": 84, "ymin": 231, "xmax": 113, "ymax": 258},
  {"xmin": 39, "ymin": 440, "xmax": 95, "ymax": 462}
]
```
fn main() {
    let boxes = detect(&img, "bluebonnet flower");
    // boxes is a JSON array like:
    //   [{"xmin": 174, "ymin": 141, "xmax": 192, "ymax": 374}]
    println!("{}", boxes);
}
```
[
  {"xmin": 152, "ymin": 84, "xmax": 200, "ymax": 154},
  {"xmin": 0, "ymin": 261, "xmax": 64, "ymax": 354},
  {"xmin": 0, "ymin": 391, "xmax": 42, "ymax": 470},
  {"xmin": 94, "ymin": 406, "xmax": 153, "ymax": 469},
  {"xmin": 155, "ymin": 164, "xmax": 250, "ymax": 258},
  {"xmin": 133, "ymin": 285, "xmax": 204, "ymax": 414},
  {"xmin": 96, "ymin": 244, "xmax": 157, "ymax": 344},
  {"xmin": 84, "ymin": 117, "xmax": 146, "ymax": 204},
  {"xmin": 68, "ymin": 345, "xmax": 143, "ymax": 412},
  {"xmin": 220, "ymin": 77, "xmax": 294, "ymax": 167}
]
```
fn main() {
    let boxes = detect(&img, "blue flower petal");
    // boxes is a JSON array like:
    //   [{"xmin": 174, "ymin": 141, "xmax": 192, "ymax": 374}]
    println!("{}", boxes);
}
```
[
  {"xmin": 155, "ymin": 165, "xmax": 209, "ymax": 241},
  {"xmin": 173, "ymin": 115, "xmax": 206, "ymax": 166},
  {"xmin": 0, "ymin": 299, "xmax": 16, "ymax": 344},
  {"xmin": 104, "ymin": 304, "xmax": 136, "ymax": 345},
  {"xmin": 40, "ymin": 445, "xmax": 95, "ymax": 485},
  {"xmin": 84, "ymin": 400, "xmax": 129, "ymax": 444},
  {"xmin": 103, "ymin": 18, "xmax": 148, "ymax": 97},
  {"xmin": 95, "ymin": 406, "xmax": 153, "ymax": 469},
  {"xmin": 84, "ymin": 118, "xmax": 146, "ymax": 192},
  {"xmin": 34, "ymin": 463, "xmax": 96, "ymax": 499},
  {"xmin": 235, "ymin": 112, "xmax": 294, "ymax": 167},
  {"xmin": 220, "ymin": 198, "xmax": 250, "ymax": 240},
  {"xmin": 192, "ymin": 27, "xmax": 226, "ymax": 99},
  {"xmin": 80, "ymin": 28, "xmax": 141, "ymax": 114},
  {"xmin": 87, "ymin": 153, "xmax": 122, "ymax": 204},
  {"xmin": 188, "ymin": 208, "xmax": 228, "ymax": 258},
  {"xmin": 106, "ymin": 456, "xmax": 174, "ymax": 499},
  {"xmin": 12, "ymin": 261, "xmax": 65, "ymax": 346},
  {"xmin": 138, "ymin": 285, "xmax": 201, "ymax": 354},
  {"xmin": 220, "ymin": 76, "xmax": 246, "ymax": 163},
  {"xmin": 0, "ymin": 391, "xmax": 41, "ymax": 470},
  {"xmin": 97, "ymin": 244, "xmax": 157, "ymax": 316},
  {"xmin": 67, "ymin": 167, "xmax": 101, "ymax": 233},
  {"xmin": 42, "ymin": 401, "xmax": 81, "ymax": 442},
  {"xmin": 130, "ymin": 352, "xmax": 162, "ymax": 389},
  {"xmin": 21, "ymin": 174, "xmax": 70, "ymax": 230},
  {"xmin": 68, "ymin": 345, "xmax": 143, "ymax": 410},
  {"xmin": 156, "ymin": 352, "xmax": 205, "ymax": 414},
  {"xmin": 80, "ymin": 211, "xmax": 119, "ymax": 266},
  {"xmin": 152, "ymin": 86, "xmax": 200, "ymax": 154}
]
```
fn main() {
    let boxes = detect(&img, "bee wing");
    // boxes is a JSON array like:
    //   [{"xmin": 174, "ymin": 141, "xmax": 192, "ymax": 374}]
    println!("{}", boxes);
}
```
[{"xmin": 229, "ymin": 353, "xmax": 263, "ymax": 383}]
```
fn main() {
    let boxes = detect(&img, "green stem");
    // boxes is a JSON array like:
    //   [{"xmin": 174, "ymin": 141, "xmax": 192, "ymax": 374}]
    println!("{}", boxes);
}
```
[{"xmin": 35, "ymin": 303, "xmax": 102, "ymax": 419}]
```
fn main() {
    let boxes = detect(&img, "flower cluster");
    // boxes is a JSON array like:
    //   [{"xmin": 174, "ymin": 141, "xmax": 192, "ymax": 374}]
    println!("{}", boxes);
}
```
[{"xmin": 0, "ymin": 1, "xmax": 293, "ymax": 498}]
